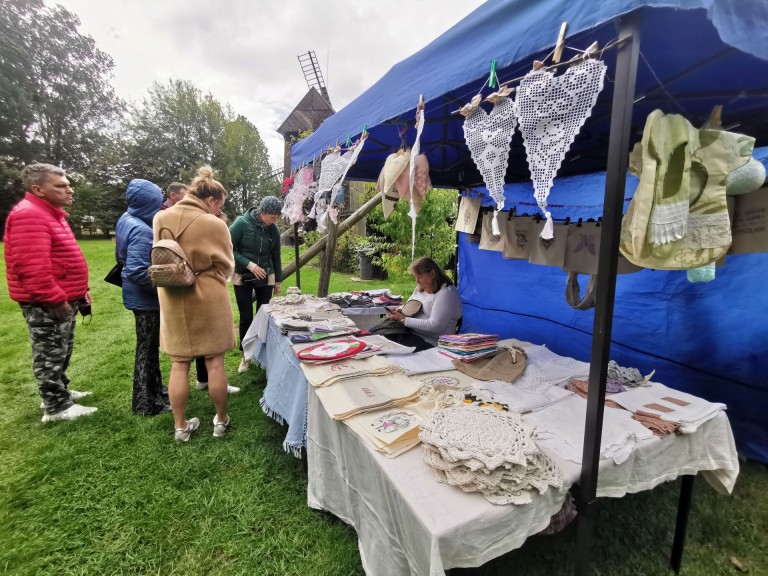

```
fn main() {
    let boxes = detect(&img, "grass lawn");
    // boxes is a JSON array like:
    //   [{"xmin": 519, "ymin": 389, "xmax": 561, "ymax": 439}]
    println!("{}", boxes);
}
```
[{"xmin": 1, "ymin": 240, "xmax": 766, "ymax": 575}]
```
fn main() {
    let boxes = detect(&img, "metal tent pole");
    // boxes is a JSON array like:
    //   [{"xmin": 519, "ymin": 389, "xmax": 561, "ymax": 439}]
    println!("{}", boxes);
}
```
[{"xmin": 574, "ymin": 14, "xmax": 641, "ymax": 576}]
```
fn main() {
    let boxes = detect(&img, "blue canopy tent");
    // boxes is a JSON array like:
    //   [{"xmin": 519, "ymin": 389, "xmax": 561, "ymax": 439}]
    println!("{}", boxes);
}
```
[
  {"xmin": 291, "ymin": 1, "xmax": 768, "ymax": 572},
  {"xmin": 292, "ymin": 0, "xmax": 768, "ymax": 461}
]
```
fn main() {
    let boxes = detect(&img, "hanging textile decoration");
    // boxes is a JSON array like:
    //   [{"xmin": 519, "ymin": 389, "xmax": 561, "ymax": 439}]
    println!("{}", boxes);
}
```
[
  {"xmin": 377, "ymin": 149, "xmax": 410, "ymax": 219},
  {"xmin": 620, "ymin": 110, "xmax": 755, "ymax": 270},
  {"xmin": 514, "ymin": 59, "xmax": 607, "ymax": 239},
  {"xmin": 462, "ymin": 91, "xmax": 516, "ymax": 235},
  {"xmin": 407, "ymin": 98, "xmax": 427, "ymax": 259},
  {"xmin": 281, "ymin": 166, "xmax": 314, "ymax": 225},
  {"xmin": 327, "ymin": 136, "xmax": 367, "ymax": 225}
]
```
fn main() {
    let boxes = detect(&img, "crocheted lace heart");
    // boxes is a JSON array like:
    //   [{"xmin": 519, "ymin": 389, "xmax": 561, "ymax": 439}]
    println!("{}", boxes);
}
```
[
  {"xmin": 515, "ymin": 59, "xmax": 606, "ymax": 237},
  {"xmin": 462, "ymin": 95, "xmax": 517, "ymax": 211}
]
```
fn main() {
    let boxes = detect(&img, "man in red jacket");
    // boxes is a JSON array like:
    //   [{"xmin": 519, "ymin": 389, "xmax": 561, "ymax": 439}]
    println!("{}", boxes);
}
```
[{"xmin": 4, "ymin": 163, "xmax": 98, "ymax": 422}]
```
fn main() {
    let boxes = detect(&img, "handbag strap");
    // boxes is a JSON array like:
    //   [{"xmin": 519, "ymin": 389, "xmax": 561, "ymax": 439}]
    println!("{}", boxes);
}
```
[
  {"xmin": 565, "ymin": 272, "xmax": 597, "ymax": 310},
  {"xmin": 157, "ymin": 213, "xmax": 213, "ymax": 276}
]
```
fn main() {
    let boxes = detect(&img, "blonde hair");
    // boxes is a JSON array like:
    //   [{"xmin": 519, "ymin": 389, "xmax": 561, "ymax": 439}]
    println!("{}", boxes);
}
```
[{"xmin": 188, "ymin": 165, "xmax": 226, "ymax": 201}]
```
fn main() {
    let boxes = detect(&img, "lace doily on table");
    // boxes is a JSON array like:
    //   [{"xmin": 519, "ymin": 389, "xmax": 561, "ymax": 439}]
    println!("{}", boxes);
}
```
[
  {"xmin": 419, "ymin": 404, "xmax": 562, "ymax": 505},
  {"xmin": 462, "ymin": 95, "xmax": 517, "ymax": 233},
  {"xmin": 419, "ymin": 404, "xmax": 540, "ymax": 470},
  {"xmin": 514, "ymin": 59, "xmax": 606, "ymax": 239}
]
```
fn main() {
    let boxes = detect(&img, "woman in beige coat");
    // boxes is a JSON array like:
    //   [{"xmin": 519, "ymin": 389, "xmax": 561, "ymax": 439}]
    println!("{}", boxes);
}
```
[{"xmin": 153, "ymin": 166, "xmax": 235, "ymax": 442}]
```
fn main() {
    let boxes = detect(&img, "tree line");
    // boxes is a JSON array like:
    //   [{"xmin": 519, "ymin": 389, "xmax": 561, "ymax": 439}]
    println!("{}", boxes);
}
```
[{"xmin": 0, "ymin": 0, "xmax": 278, "ymax": 238}]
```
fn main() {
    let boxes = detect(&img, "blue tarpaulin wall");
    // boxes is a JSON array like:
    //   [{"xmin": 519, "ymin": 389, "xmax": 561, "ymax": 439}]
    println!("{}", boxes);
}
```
[{"xmin": 460, "ymin": 147, "xmax": 768, "ymax": 463}]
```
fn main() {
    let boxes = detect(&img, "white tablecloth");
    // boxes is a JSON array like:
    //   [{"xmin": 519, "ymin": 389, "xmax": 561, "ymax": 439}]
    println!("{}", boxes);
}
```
[{"xmin": 307, "ymin": 389, "xmax": 739, "ymax": 576}]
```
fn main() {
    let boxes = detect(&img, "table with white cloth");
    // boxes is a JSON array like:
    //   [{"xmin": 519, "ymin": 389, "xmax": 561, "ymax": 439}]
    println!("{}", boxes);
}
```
[
  {"xmin": 307, "ymin": 388, "xmax": 738, "ymax": 576},
  {"xmin": 242, "ymin": 307, "xmax": 740, "ymax": 574},
  {"xmin": 241, "ymin": 301, "xmax": 397, "ymax": 456}
]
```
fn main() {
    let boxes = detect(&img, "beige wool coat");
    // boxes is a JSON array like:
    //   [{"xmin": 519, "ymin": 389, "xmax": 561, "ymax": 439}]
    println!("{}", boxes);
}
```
[{"xmin": 153, "ymin": 194, "xmax": 236, "ymax": 358}]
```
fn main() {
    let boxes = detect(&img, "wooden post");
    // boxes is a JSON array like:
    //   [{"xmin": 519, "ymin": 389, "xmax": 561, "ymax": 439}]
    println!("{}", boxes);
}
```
[
  {"xmin": 317, "ymin": 214, "xmax": 338, "ymax": 297},
  {"xmin": 293, "ymin": 222, "xmax": 301, "ymax": 290},
  {"xmin": 282, "ymin": 192, "xmax": 382, "ymax": 280}
]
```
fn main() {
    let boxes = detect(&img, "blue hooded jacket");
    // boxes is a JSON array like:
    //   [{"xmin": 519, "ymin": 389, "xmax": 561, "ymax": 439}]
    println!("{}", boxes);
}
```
[{"xmin": 115, "ymin": 179, "xmax": 163, "ymax": 311}]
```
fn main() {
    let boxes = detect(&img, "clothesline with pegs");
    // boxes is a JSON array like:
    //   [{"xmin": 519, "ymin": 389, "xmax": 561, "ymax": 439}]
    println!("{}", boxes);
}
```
[{"xmin": 450, "ymin": 36, "xmax": 628, "ymax": 115}]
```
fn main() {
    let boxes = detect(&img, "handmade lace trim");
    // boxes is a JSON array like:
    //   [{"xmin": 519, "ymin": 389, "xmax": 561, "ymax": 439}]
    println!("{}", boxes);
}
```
[
  {"xmin": 649, "ymin": 200, "xmax": 689, "ymax": 245},
  {"xmin": 514, "ymin": 59, "xmax": 606, "ymax": 239}
]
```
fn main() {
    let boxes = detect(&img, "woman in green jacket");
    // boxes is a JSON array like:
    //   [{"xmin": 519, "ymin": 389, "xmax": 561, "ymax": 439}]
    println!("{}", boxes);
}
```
[{"xmin": 230, "ymin": 196, "xmax": 282, "ymax": 372}]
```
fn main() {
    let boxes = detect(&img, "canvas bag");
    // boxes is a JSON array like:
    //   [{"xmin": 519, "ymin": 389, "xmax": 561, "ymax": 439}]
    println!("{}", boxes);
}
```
[{"xmin": 149, "ymin": 215, "xmax": 209, "ymax": 287}]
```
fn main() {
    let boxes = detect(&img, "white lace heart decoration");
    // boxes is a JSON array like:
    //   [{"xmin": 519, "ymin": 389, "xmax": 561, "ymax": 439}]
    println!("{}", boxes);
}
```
[
  {"xmin": 515, "ymin": 59, "xmax": 606, "ymax": 238},
  {"xmin": 462, "ymin": 95, "xmax": 517, "ymax": 212}
]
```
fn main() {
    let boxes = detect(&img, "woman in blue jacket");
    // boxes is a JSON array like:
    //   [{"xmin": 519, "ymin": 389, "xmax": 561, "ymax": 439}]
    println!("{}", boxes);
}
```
[{"xmin": 115, "ymin": 179, "xmax": 168, "ymax": 415}]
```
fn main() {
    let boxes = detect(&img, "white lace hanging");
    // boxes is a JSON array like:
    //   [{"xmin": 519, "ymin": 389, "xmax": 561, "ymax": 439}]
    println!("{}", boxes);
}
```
[
  {"xmin": 462, "ymin": 95, "xmax": 517, "ymax": 235},
  {"xmin": 514, "ymin": 59, "xmax": 606, "ymax": 239},
  {"xmin": 408, "ymin": 106, "xmax": 426, "ymax": 260},
  {"xmin": 317, "ymin": 150, "xmax": 346, "ymax": 194}
]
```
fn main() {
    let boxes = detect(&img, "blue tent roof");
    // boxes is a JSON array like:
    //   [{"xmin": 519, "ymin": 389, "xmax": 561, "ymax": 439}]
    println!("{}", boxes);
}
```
[
  {"xmin": 290, "ymin": 0, "xmax": 768, "ymax": 462},
  {"xmin": 291, "ymin": 0, "xmax": 768, "ymax": 186}
]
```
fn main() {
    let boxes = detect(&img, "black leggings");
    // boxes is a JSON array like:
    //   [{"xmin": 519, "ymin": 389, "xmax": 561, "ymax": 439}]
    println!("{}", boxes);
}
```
[{"xmin": 234, "ymin": 283, "xmax": 274, "ymax": 351}]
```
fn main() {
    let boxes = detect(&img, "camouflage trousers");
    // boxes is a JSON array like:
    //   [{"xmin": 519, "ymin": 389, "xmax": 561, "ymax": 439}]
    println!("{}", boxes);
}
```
[{"xmin": 20, "ymin": 302, "xmax": 79, "ymax": 415}]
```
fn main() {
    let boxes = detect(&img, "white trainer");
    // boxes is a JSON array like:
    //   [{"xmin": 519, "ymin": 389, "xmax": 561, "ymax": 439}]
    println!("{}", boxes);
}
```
[
  {"xmin": 42, "ymin": 389, "xmax": 93, "ymax": 409},
  {"xmin": 174, "ymin": 417, "xmax": 200, "ymax": 442},
  {"xmin": 237, "ymin": 357, "xmax": 250, "ymax": 373},
  {"xmin": 69, "ymin": 390, "xmax": 92, "ymax": 401},
  {"xmin": 213, "ymin": 415, "xmax": 231, "ymax": 438},
  {"xmin": 196, "ymin": 381, "xmax": 240, "ymax": 394},
  {"xmin": 41, "ymin": 404, "xmax": 98, "ymax": 422}
]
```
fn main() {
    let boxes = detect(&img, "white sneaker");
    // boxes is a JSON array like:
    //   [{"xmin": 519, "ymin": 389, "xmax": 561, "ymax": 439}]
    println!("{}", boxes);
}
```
[
  {"xmin": 237, "ymin": 357, "xmax": 250, "ymax": 373},
  {"xmin": 41, "ymin": 389, "xmax": 93, "ymax": 409},
  {"xmin": 41, "ymin": 404, "xmax": 98, "ymax": 422},
  {"xmin": 196, "ymin": 381, "xmax": 240, "ymax": 394},
  {"xmin": 213, "ymin": 415, "xmax": 231, "ymax": 438},
  {"xmin": 174, "ymin": 417, "xmax": 200, "ymax": 442}
]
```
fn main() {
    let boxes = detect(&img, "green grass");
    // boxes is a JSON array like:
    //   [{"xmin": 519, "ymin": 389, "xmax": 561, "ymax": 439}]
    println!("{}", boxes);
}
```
[{"xmin": 1, "ymin": 240, "xmax": 766, "ymax": 576}]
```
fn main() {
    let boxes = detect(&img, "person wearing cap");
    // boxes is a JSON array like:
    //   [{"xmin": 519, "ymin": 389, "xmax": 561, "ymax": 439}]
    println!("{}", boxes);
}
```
[{"xmin": 229, "ymin": 195, "xmax": 283, "ymax": 373}]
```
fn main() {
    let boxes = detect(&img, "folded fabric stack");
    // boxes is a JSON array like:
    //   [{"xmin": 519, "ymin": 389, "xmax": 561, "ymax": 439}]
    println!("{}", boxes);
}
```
[
  {"xmin": 390, "ymin": 347, "xmax": 456, "ymax": 375},
  {"xmin": 608, "ymin": 382, "xmax": 726, "ymax": 433},
  {"xmin": 438, "ymin": 333, "xmax": 499, "ymax": 362},
  {"xmin": 300, "ymin": 354, "xmax": 402, "ymax": 387},
  {"xmin": 372, "ymin": 291, "xmax": 403, "ymax": 307},
  {"xmin": 524, "ymin": 395, "xmax": 653, "ymax": 465},
  {"xmin": 314, "ymin": 371, "xmax": 423, "ymax": 420},
  {"xmin": 419, "ymin": 403, "xmax": 563, "ymax": 505}
]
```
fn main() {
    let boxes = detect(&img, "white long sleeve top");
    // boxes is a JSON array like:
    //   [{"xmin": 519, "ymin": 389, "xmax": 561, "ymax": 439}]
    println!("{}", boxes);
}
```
[{"xmin": 403, "ymin": 284, "xmax": 463, "ymax": 345}]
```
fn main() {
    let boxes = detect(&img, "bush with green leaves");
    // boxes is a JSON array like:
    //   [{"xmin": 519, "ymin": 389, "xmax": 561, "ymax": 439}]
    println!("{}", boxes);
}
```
[{"xmin": 363, "ymin": 184, "xmax": 458, "ymax": 276}]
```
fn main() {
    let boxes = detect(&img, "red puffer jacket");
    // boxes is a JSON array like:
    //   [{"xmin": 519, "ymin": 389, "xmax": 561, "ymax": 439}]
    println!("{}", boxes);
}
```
[{"xmin": 4, "ymin": 193, "xmax": 89, "ymax": 304}]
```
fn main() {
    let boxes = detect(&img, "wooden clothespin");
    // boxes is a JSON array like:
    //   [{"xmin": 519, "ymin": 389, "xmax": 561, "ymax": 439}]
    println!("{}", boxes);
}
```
[
  {"xmin": 457, "ymin": 94, "xmax": 483, "ymax": 117},
  {"xmin": 568, "ymin": 41, "xmax": 600, "ymax": 64},
  {"xmin": 532, "ymin": 60, "xmax": 546, "ymax": 71},
  {"xmin": 485, "ymin": 85, "xmax": 515, "ymax": 104},
  {"xmin": 553, "ymin": 22, "xmax": 568, "ymax": 63},
  {"xmin": 701, "ymin": 105, "xmax": 723, "ymax": 130}
]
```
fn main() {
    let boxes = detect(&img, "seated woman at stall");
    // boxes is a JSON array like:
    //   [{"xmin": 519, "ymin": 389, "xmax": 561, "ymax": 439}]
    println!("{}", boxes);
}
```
[{"xmin": 383, "ymin": 257, "xmax": 462, "ymax": 351}]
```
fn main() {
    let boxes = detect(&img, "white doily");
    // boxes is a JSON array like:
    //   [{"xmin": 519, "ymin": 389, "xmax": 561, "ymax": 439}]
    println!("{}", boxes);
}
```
[
  {"xmin": 514, "ymin": 59, "xmax": 606, "ymax": 239},
  {"xmin": 463, "ymin": 95, "xmax": 517, "ymax": 233},
  {"xmin": 317, "ymin": 151, "xmax": 345, "ymax": 193},
  {"xmin": 419, "ymin": 404, "xmax": 539, "ymax": 470}
]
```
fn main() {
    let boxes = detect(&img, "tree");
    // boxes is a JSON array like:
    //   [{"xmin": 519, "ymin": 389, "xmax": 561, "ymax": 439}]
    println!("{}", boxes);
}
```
[
  {"xmin": 125, "ymin": 80, "xmax": 229, "ymax": 186},
  {"xmin": 366, "ymin": 186, "xmax": 458, "ymax": 275},
  {"xmin": 0, "ymin": 0, "xmax": 123, "ymax": 235},
  {"xmin": 216, "ymin": 115, "xmax": 278, "ymax": 215}
]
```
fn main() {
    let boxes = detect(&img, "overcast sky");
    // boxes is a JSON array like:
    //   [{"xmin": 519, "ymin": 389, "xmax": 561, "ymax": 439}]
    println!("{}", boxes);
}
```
[{"xmin": 51, "ymin": 0, "xmax": 486, "ymax": 168}]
